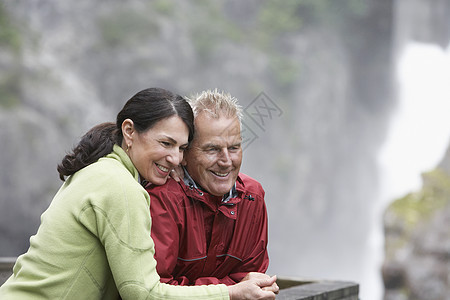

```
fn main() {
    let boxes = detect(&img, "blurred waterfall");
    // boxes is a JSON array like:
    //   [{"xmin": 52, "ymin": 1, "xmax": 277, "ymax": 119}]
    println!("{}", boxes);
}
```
[
  {"xmin": 374, "ymin": 42, "xmax": 450, "ymax": 300},
  {"xmin": 380, "ymin": 42, "xmax": 450, "ymax": 200}
]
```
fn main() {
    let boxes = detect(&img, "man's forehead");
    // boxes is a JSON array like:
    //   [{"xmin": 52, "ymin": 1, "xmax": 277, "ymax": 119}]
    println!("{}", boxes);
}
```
[
  {"xmin": 197, "ymin": 135, "xmax": 242, "ymax": 148},
  {"xmin": 194, "ymin": 114, "xmax": 241, "ymax": 137}
]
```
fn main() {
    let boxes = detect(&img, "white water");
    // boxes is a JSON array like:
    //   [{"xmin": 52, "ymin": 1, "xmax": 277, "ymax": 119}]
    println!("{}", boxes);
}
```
[{"xmin": 363, "ymin": 42, "xmax": 450, "ymax": 300}]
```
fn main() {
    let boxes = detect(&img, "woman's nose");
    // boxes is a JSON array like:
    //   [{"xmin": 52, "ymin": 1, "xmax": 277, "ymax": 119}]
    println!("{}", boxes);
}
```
[{"xmin": 167, "ymin": 148, "xmax": 182, "ymax": 166}]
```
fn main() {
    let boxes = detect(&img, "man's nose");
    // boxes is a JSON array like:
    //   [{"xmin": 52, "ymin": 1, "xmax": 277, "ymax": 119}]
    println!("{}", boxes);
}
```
[{"xmin": 218, "ymin": 149, "xmax": 232, "ymax": 166}]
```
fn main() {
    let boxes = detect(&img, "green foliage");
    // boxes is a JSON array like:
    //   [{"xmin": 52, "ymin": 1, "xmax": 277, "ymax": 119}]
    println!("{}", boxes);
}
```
[
  {"xmin": 153, "ymin": 0, "xmax": 175, "ymax": 16},
  {"xmin": 189, "ymin": 1, "xmax": 243, "ymax": 60},
  {"xmin": 99, "ymin": 9, "xmax": 159, "ymax": 47},
  {"xmin": 0, "ymin": 4, "xmax": 23, "ymax": 109},
  {"xmin": 253, "ymin": 0, "xmax": 369, "ymax": 90},
  {"xmin": 389, "ymin": 169, "xmax": 450, "ymax": 228},
  {"xmin": 304, "ymin": 0, "xmax": 369, "ymax": 19},
  {"xmin": 258, "ymin": 0, "xmax": 304, "ymax": 36},
  {"xmin": 186, "ymin": 0, "xmax": 370, "ymax": 74},
  {"xmin": 0, "ymin": 3, "xmax": 21, "ymax": 52},
  {"xmin": 269, "ymin": 55, "xmax": 301, "ymax": 88},
  {"xmin": 0, "ymin": 73, "xmax": 21, "ymax": 109},
  {"xmin": 257, "ymin": 0, "xmax": 369, "ymax": 36}
]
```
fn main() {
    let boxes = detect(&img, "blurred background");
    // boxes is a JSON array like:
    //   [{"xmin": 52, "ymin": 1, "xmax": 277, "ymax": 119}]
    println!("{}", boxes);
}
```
[{"xmin": 1, "ymin": 1, "xmax": 450, "ymax": 299}]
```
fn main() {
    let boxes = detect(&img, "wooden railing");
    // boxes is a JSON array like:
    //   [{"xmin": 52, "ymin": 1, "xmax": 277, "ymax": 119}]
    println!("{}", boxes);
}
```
[
  {"xmin": 0, "ymin": 257, "xmax": 15, "ymax": 286},
  {"xmin": 276, "ymin": 277, "xmax": 359, "ymax": 299},
  {"xmin": 0, "ymin": 257, "xmax": 359, "ymax": 299}
]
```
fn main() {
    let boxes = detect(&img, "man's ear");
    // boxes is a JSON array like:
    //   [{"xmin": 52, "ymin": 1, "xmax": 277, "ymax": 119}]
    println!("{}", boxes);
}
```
[{"xmin": 121, "ymin": 119, "xmax": 135, "ymax": 146}]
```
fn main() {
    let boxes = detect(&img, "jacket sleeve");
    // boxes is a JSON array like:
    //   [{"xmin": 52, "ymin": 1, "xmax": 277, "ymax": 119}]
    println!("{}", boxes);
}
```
[
  {"xmin": 147, "ymin": 187, "xmax": 191, "ymax": 285},
  {"xmin": 193, "ymin": 275, "xmax": 241, "ymax": 286},
  {"xmin": 80, "ymin": 176, "xmax": 229, "ymax": 299}
]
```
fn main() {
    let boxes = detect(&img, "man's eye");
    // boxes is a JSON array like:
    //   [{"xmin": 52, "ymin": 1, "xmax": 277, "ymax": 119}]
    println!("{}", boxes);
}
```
[{"xmin": 160, "ymin": 141, "xmax": 171, "ymax": 147}]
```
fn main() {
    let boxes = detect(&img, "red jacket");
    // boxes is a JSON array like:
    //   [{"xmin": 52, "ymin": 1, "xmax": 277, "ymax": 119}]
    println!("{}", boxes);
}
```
[{"xmin": 146, "ymin": 172, "xmax": 269, "ymax": 286}]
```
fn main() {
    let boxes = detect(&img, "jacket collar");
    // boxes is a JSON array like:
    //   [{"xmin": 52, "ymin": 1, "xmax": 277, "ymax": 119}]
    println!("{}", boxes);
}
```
[
  {"xmin": 182, "ymin": 167, "xmax": 243, "ymax": 204},
  {"xmin": 109, "ymin": 144, "xmax": 140, "ymax": 183}
]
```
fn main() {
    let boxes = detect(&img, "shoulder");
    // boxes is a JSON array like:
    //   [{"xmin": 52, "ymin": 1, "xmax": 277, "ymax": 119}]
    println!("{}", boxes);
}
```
[
  {"xmin": 237, "ymin": 173, "xmax": 266, "ymax": 212},
  {"xmin": 146, "ymin": 178, "xmax": 184, "ymax": 195},
  {"xmin": 236, "ymin": 174, "xmax": 267, "ymax": 222},
  {"xmin": 146, "ymin": 178, "xmax": 187, "ymax": 206},
  {"xmin": 238, "ymin": 173, "xmax": 265, "ymax": 195},
  {"xmin": 94, "ymin": 158, "xmax": 138, "ymax": 190},
  {"xmin": 70, "ymin": 157, "xmax": 147, "ymax": 207}
]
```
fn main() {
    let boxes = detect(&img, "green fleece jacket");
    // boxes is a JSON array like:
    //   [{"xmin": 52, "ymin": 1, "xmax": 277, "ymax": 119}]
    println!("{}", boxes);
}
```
[{"xmin": 0, "ymin": 145, "xmax": 229, "ymax": 300}]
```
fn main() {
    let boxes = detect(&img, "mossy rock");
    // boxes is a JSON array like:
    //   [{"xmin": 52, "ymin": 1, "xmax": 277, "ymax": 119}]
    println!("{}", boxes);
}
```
[{"xmin": 388, "ymin": 169, "xmax": 450, "ymax": 229}]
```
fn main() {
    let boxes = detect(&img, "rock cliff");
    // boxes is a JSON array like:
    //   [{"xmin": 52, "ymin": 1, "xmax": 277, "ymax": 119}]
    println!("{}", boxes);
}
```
[{"xmin": 382, "ymin": 144, "xmax": 450, "ymax": 299}]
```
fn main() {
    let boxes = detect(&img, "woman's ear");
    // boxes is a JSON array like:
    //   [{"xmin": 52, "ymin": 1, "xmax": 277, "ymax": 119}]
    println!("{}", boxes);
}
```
[{"xmin": 121, "ymin": 119, "xmax": 135, "ymax": 147}]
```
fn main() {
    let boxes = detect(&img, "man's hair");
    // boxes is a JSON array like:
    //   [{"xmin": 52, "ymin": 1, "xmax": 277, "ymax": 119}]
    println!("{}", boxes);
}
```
[{"xmin": 188, "ymin": 89, "xmax": 243, "ymax": 122}]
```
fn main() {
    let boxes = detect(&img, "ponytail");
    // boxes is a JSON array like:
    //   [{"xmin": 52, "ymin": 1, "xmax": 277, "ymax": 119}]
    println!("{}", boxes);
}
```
[{"xmin": 57, "ymin": 122, "xmax": 117, "ymax": 181}]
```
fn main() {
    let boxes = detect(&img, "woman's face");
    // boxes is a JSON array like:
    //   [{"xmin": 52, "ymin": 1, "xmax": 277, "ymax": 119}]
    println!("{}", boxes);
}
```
[{"xmin": 124, "ymin": 115, "xmax": 189, "ymax": 185}]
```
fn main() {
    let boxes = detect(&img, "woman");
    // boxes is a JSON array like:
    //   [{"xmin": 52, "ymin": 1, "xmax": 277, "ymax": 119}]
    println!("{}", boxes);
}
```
[{"xmin": 0, "ymin": 88, "xmax": 277, "ymax": 299}]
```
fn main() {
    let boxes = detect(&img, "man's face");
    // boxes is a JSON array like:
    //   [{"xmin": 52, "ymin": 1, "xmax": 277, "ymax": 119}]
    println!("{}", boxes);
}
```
[{"xmin": 184, "ymin": 112, "xmax": 243, "ymax": 197}]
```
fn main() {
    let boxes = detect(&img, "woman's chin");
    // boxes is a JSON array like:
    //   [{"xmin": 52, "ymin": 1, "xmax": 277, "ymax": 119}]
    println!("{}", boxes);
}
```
[{"xmin": 149, "ymin": 176, "xmax": 168, "ymax": 186}]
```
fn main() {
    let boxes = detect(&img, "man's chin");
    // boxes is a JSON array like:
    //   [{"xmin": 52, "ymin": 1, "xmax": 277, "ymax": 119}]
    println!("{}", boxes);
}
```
[{"xmin": 208, "ymin": 184, "xmax": 233, "ymax": 197}]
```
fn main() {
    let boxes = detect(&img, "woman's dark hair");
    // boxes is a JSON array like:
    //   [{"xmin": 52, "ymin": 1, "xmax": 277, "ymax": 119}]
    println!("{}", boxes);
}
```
[{"xmin": 57, "ymin": 87, "xmax": 194, "ymax": 181}]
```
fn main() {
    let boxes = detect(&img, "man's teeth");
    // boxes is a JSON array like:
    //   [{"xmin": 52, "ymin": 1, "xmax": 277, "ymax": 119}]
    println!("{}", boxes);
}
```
[
  {"xmin": 212, "ymin": 171, "xmax": 229, "ymax": 177},
  {"xmin": 157, "ymin": 164, "xmax": 169, "ymax": 172}
]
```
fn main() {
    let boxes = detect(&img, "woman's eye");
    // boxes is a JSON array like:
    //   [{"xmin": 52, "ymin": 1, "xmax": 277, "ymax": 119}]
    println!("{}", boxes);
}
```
[{"xmin": 160, "ymin": 141, "xmax": 171, "ymax": 147}]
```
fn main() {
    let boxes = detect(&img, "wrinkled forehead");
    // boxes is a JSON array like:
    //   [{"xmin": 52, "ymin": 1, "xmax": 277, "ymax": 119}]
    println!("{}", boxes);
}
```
[{"xmin": 193, "ymin": 113, "xmax": 242, "ymax": 144}]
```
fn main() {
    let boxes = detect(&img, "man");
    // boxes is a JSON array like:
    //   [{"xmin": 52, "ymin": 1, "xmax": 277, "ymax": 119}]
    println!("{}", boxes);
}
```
[{"xmin": 146, "ymin": 89, "xmax": 269, "ymax": 285}]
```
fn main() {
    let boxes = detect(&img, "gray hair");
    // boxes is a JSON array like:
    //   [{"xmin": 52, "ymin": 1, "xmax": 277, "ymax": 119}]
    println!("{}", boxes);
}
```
[{"xmin": 187, "ymin": 89, "xmax": 243, "ymax": 122}]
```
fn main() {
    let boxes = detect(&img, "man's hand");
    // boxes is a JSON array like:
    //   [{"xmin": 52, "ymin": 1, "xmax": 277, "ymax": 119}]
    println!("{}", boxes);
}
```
[
  {"xmin": 228, "ymin": 274, "xmax": 279, "ymax": 300},
  {"xmin": 241, "ymin": 272, "xmax": 279, "ymax": 294}
]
